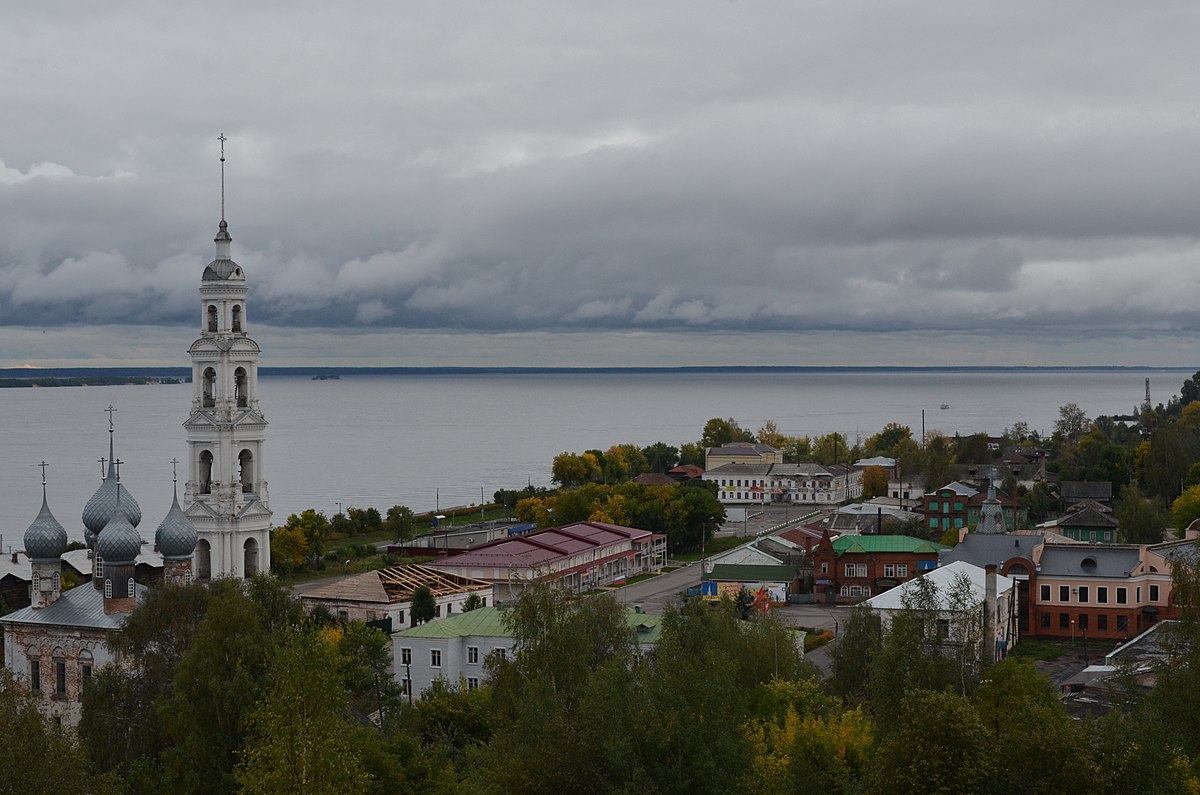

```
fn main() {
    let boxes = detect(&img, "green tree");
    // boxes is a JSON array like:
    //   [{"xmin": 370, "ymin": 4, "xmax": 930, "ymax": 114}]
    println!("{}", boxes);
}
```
[
  {"xmin": 336, "ymin": 622, "xmax": 405, "ymax": 725},
  {"xmin": 813, "ymin": 432, "xmax": 847, "ymax": 465},
  {"xmin": 1055, "ymin": 402, "xmax": 1092, "ymax": 441},
  {"xmin": 829, "ymin": 606, "xmax": 882, "ymax": 703},
  {"xmin": 870, "ymin": 690, "xmax": 994, "ymax": 795},
  {"xmin": 1114, "ymin": 484, "xmax": 1167, "ymax": 544},
  {"xmin": 386, "ymin": 505, "xmax": 416, "ymax": 543},
  {"xmin": 678, "ymin": 442, "xmax": 706, "ymax": 467},
  {"xmin": 640, "ymin": 441, "xmax": 679, "ymax": 473},
  {"xmin": 158, "ymin": 583, "xmax": 277, "ymax": 794},
  {"xmin": 757, "ymin": 420, "xmax": 788, "ymax": 449},
  {"xmin": 411, "ymin": 585, "xmax": 437, "ymax": 625},
  {"xmin": 282, "ymin": 509, "xmax": 331, "ymax": 565},
  {"xmin": 922, "ymin": 436, "xmax": 954, "ymax": 491},
  {"xmin": 1172, "ymin": 484, "xmax": 1200, "ymax": 532},
  {"xmin": 0, "ymin": 670, "xmax": 119, "ymax": 794},
  {"xmin": 861, "ymin": 466, "xmax": 888, "ymax": 498},
  {"xmin": 271, "ymin": 523, "xmax": 309, "ymax": 573},
  {"xmin": 701, "ymin": 417, "xmax": 752, "ymax": 448},
  {"xmin": 235, "ymin": 631, "xmax": 371, "ymax": 794},
  {"xmin": 551, "ymin": 452, "xmax": 589, "ymax": 487},
  {"xmin": 975, "ymin": 659, "xmax": 1096, "ymax": 794},
  {"xmin": 462, "ymin": 593, "xmax": 484, "ymax": 612},
  {"xmin": 866, "ymin": 422, "xmax": 912, "ymax": 458}
]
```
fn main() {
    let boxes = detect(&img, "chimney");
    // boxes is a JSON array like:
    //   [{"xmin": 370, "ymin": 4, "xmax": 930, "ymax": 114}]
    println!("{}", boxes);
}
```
[{"xmin": 982, "ymin": 564, "xmax": 998, "ymax": 668}]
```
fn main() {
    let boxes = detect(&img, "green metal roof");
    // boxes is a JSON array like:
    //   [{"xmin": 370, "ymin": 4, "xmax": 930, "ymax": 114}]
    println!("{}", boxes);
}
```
[
  {"xmin": 831, "ymin": 535, "xmax": 948, "ymax": 555},
  {"xmin": 702, "ymin": 563, "xmax": 797, "ymax": 582},
  {"xmin": 391, "ymin": 605, "xmax": 664, "ymax": 644}
]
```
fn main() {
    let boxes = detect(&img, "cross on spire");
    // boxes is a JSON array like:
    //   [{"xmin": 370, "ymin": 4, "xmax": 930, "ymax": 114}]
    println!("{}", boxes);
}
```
[
  {"xmin": 98, "ymin": 457, "xmax": 108, "ymax": 478},
  {"xmin": 218, "ymin": 132, "xmax": 227, "ymax": 221},
  {"xmin": 114, "ymin": 458, "xmax": 123, "ymax": 483},
  {"xmin": 38, "ymin": 461, "xmax": 48, "ymax": 497},
  {"xmin": 170, "ymin": 458, "xmax": 180, "ymax": 484},
  {"xmin": 105, "ymin": 404, "xmax": 117, "ymax": 431}
]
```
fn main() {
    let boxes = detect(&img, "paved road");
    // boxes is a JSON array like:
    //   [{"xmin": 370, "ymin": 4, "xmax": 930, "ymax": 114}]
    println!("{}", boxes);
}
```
[{"xmin": 608, "ymin": 562, "xmax": 703, "ymax": 613}]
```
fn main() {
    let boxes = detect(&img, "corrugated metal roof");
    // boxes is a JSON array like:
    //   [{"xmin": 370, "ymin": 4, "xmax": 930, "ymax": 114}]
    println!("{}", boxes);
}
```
[
  {"xmin": 833, "ymin": 535, "xmax": 947, "ymax": 555},
  {"xmin": 0, "ymin": 582, "xmax": 144, "ymax": 630},
  {"xmin": 703, "ymin": 563, "xmax": 797, "ymax": 582},
  {"xmin": 1038, "ymin": 545, "xmax": 1141, "ymax": 578}
]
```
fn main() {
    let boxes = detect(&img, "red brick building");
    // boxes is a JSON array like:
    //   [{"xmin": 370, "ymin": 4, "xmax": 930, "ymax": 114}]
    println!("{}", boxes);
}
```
[{"xmin": 811, "ymin": 532, "xmax": 947, "ymax": 604}]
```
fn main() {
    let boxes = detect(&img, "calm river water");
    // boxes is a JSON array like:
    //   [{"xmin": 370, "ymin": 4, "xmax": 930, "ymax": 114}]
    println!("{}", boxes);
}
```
[{"xmin": 0, "ymin": 369, "xmax": 1187, "ymax": 545}]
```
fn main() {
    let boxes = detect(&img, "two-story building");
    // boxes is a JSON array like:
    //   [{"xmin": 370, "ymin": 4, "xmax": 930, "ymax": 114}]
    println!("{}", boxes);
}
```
[
  {"xmin": 924, "ymin": 481, "xmax": 1027, "ymax": 534},
  {"xmin": 393, "ymin": 606, "xmax": 663, "ymax": 698},
  {"xmin": 704, "ymin": 462, "xmax": 862, "ymax": 506},
  {"xmin": 810, "ymin": 533, "xmax": 946, "ymax": 604}
]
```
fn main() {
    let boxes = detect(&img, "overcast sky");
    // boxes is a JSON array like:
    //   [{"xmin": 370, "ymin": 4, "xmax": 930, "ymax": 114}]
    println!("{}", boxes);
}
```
[{"xmin": 3, "ymin": 2, "xmax": 1200, "ymax": 367}]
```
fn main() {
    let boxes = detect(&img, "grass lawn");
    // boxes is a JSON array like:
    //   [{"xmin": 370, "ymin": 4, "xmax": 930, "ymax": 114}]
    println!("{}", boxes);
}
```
[
  {"xmin": 1009, "ymin": 637, "xmax": 1070, "ymax": 662},
  {"xmin": 611, "ymin": 572, "xmax": 660, "ymax": 587},
  {"xmin": 673, "ymin": 535, "xmax": 745, "ymax": 562}
]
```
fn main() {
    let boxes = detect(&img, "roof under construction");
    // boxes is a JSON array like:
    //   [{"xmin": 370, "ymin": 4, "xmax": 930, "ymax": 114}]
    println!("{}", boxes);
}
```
[{"xmin": 301, "ymin": 563, "xmax": 490, "ymax": 606}]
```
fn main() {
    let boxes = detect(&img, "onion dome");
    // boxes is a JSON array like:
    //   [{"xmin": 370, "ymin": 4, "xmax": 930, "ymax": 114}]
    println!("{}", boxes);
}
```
[
  {"xmin": 156, "ymin": 490, "xmax": 197, "ymax": 560},
  {"xmin": 83, "ymin": 462, "xmax": 142, "ymax": 540},
  {"xmin": 96, "ymin": 497, "xmax": 144, "ymax": 565},
  {"xmin": 24, "ymin": 494, "xmax": 68, "ymax": 562}
]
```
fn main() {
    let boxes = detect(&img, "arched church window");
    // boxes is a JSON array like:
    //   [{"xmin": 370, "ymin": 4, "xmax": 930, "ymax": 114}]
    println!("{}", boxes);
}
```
[
  {"xmin": 95, "ymin": 557, "xmax": 103, "ymax": 580},
  {"xmin": 31, "ymin": 573, "xmax": 40, "ymax": 593},
  {"xmin": 239, "ymin": 449, "xmax": 254, "ymax": 494},
  {"xmin": 199, "ymin": 451, "xmax": 214, "ymax": 494},
  {"xmin": 184, "ymin": 569, "xmax": 193, "ymax": 586},
  {"xmin": 104, "ymin": 579, "xmax": 112, "ymax": 599},
  {"xmin": 231, "ymin": 305, "xmax": 243, "ymax": 332},
  {"xmin": 128, "ymin": 577, "xmax": 135, "ymax": 597},
  {"xmin": 235, "ymin": 368, "xmax": 248, "ymax": 408},
  {"xmin": 207, "ymin": 305, "xmax": 218, "ymax": 332},
  {"xmin": 52, "ymin": 572, "xmax": 60, "ymax": 592},
  {"xmin": 202, "ymin": 368, "xmax": 216, "ymax": 407}
]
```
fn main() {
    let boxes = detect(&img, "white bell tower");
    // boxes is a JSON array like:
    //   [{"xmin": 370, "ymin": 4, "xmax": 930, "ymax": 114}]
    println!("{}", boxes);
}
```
[{"xmin": 183, "ymin": 134, "xmax": 271, "ymax": 579}]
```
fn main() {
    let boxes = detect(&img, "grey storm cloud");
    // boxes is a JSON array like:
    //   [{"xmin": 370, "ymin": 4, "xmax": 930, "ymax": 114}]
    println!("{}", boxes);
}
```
[{"xmin": 3, "ymin": 1, "xmax": 1200, "ymax": 365}]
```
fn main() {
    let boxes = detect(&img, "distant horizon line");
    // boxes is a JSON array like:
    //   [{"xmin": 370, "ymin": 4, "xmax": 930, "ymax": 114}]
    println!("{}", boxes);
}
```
[{"xmin": 0, "ymin": 364, "xmax": 1195, "ymax": 377}]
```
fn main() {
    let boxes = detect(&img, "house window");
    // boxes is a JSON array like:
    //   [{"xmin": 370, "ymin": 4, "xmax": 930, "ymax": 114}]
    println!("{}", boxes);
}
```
[
  {"xmin": 430, "ymin": 649, "xmax": 442, "ymax": 668},
  {"xmin": 496, "ymin": 648, "xmax": 507, "ymax": 661},
  {"xmin": 936, "ymin": 618, "xmax": 950, "ymax": 639},
  {"xmin": 55, "ymin": 660, "xmax": 66, "ymax": 696},
  {"xmin": 1117, "ymin": 587, "xmax": 1127, "ymax": 605},
  {"xmin": 1089, "ymin": 531, "xmax": 1096, "ymax": 542},
  {"xmin": 1150, "ymin": 585, "xmax": 1160, "ymax": 602},
  {"xmin": 1040, "ymin": 585, "xmax": 1051, "ymax": 601},
  {"xmin": 849, "ymin": 585, "xmax": 862, "ymax": 597},
  {"xmin": 1117, "ymin": 615, "xmax": 1128, "ymax": 631},
  {"xmin": 30, "ymin": 660, "xmax": 40, "ymax": 691},
  {"xmin": 1079, "ymin": 614, "xmax": 1088, "ymax": 631},
  {"xmin": 954, "ymin": 518, "xmax": 963, "ymax": 529},
  {"xmin": 1098, "ymin": 614, "xmax": 1108, "ymax": 631},
  {"xmin": 1040, "ymin": 612, "xmax": 1050, "ymax": 628},
  {"xmin": 1059, "ymin": 585, "xmax": 1069, "ymax": 603},
  {"xmin": 400, "ymin": 648, "xmax": 411, "ymax": 665},
  {"xmin": 884, "ymin": 564, "xmax": 895, "ymax": 578},
  {"xmin": 896, "ymin": 564, "xmax": 908, "ymax": 578},
  {"xmin": 446, "ymin": 603, "xmax": 453, "ymax": 614},
  {"xmin": 1136, "ymin": 587, "xmax": 1142, "ymax": 603},
  {"xmin": 1097, "ymin": 587, "xmax": 1108, "ymax": 604},
  {"xmin": 1059, "ymin": 613, "xmax": 1069, "ymax": 629},
  {"xmin": 467, "ymin": 677, "xmax": 479, "ymax": 691},
  {"xmin": 468, "ymin": 646, "xmax": 479, "ymax": 664},
  {"xmin": 434, "ymin": 604, "xmax": 441, "ymax": 618},
  {"xmin": 954, "ymin": 502, "xmax": 963, "ymax": 512},
  {"xmin": 840, "ymin": 586, "xmax": 850, "ymax": 597},
  {"xmin": 820, "ymin": 563, "xmax": 828, "ymax": 575},
  {"xmin": 82, "ymin": 665, "xmax": 91, "ymax": 689},
  {"xmin": 929, "ymin": 519, "xmax": 938, "ymax": 529},
  {"xmin": 1078, "ymin": 586, "xmax": 1089, "ymax": 604}
]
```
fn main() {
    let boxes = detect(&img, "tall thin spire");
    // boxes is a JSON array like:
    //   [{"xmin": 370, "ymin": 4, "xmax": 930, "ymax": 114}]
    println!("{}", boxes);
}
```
[{"xmin": 218, "ymin": 132, "xmax": 227, "ymax": 222}]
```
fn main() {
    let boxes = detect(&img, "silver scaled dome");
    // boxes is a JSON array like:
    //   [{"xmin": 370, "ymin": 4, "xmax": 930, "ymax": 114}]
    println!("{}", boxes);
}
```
[
  {"xmin": 24, "ymin": 494, "xmax": 68, "ymax": 562},
  {"xmin": 82, "ymin": 464, "xmax": 142, "ymax": 542},
  {"xmin": 155, "ymin": 491, "xmax": 197, "ymax": 560},
  {"xmin": 95, "ymin": 489, "xmax": 144, "ymax": 564}
]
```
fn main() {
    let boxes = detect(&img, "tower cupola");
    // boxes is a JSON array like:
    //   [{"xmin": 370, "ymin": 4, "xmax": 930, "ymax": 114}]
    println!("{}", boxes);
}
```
[{"xmin": 25, "ymin": 464, "xmax": 67, "ymax": 609}]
